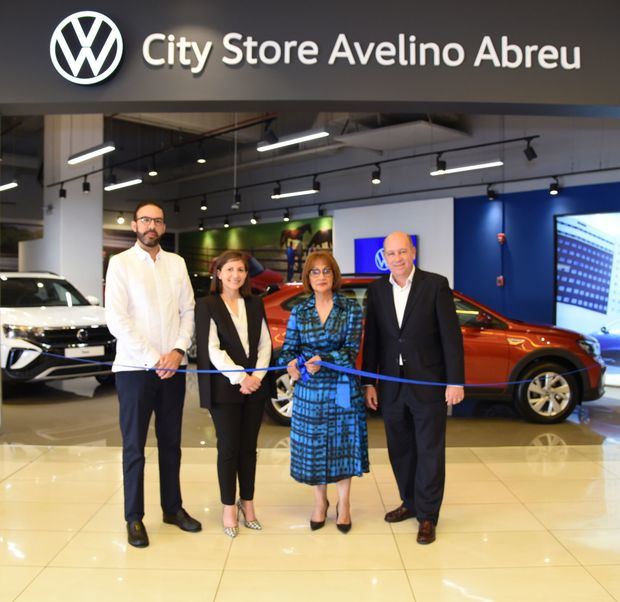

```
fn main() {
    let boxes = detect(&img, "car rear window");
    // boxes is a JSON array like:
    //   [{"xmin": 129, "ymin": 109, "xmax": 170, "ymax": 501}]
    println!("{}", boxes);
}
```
[{"xmin": 0, "ymin": 277, "xmax": 90, "ymax": 308}]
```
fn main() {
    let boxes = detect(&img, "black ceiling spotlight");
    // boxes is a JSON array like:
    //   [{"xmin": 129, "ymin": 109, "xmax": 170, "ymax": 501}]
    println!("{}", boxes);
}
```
[
  {"xmin": 312, "ymin": 175, "xmax": 321, "ymax": 192},
  {"xmin": 224, "ymin": 216, "xmax": 230, "ymax": 228},
  {"xmin": 174, "ymin": 200, "xmax": 180, "ymax": 213},
  {"xmin": 198, "ymin": 219, "xmax": 205, "ymax": 232},
  {"xmin": 549, "ymin": 176, "xmax": 560, "ymax": 196},
  {"xmin": 116, "ymin": 212, "xmax": 125, "ymax": 225},
  {"xmin": 59, "ymin": 183, "xmax": 67, "ymax": 198},
  {"xmin": 196, "ymin": 142, "xmax": 206, "ymax": 164},
  {"xmin": 283, "ymin": 209, "xmax": 290, "ymax": 222},
  {"xmin": 231, "ymin": 189, "xmax": 241, "ymax": 210},
  {"xmin": 486, "ymin": 184, "xmax": 497, "ymax": 200},
  {"xmin": 371, "ymin": 164, "xmax": 382, "ymax": 185},
  {"xmin": 250, "ymin": 213, "xmax": 259, "ymax": 225},
  {"xmin": 148, "ymin": 155, "xmax": 158, "ymax": 177},
  {"xmin": 524, "ymin": 139, "xmax": 538, "ymax": 161},
  {"xmin": 435, "ymin": 153, "xmax": 447, "ymax": 173},
  {"xmin": 272, "ymin": 181, "xmax": 282, "ymax": 198},
  {"xmin": 200, "ymin": 194, "xmax": 207, "ymax": 211},
  {"xmin": 318, "ymin": 205, "xmax": 325, "ymax": 217},
  {"xmin": 82, "ymin": 176, "xmax": 90, "ymax": 194}
]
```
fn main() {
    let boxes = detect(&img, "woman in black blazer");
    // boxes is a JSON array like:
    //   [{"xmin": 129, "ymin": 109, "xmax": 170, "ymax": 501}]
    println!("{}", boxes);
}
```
[{"xmin": 195, "ymin": 251, "xmax": 274, "ymax": 538}]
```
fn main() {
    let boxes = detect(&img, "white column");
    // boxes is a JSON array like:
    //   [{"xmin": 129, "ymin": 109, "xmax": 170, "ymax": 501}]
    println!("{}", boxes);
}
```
[{"xmin": 20, "ymin": 115, "xmax": 104, "ymax": 299}]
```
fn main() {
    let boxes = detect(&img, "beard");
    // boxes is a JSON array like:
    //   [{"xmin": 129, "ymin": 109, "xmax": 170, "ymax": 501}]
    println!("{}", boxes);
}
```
[{"xmin": 137, "ymin": 229, "xmax": 161, "ymax": 248}]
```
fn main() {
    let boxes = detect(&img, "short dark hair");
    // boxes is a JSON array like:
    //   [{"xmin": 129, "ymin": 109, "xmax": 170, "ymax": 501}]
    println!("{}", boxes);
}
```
[
  {"xmin": 301, "ymin": 251, "xmax": 342, "ymax": 292},
  {"xmin": 133, "ymin": 201, "xmax": 165, "ymax": 222},
  {"xmin": 210, "ymin": 251, "xmax": 252, "ymax": 296}
]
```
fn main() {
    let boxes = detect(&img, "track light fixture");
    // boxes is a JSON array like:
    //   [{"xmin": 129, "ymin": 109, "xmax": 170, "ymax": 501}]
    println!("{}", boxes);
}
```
[
  {"xmin": 318, "ymin": 205, "xmax": 325, "ymax": 217},
  {"xmin": 67, "ymin": 141, "xmax": 115, "ymax": 165},
  {"xmin": 549, "ymin": 177, "xmax": 560, "ymax": 196},
  {"xmin": 486, "ymin": 184, "xmax": 497, "ymax": 200},
  {"xmin": 116, "ymin": 212, "xmax": 125, "ymax": 225},
  {"xmin": 250, "ymin": 213, "xmax": 259, "ymax": 225},
  {"xmin": 148, "ymin": 156, "xmax": 158, "ymax": 177},
  {"xmin": 224, "ymin": 216, "xmax": 230, "ymax": 228},
  {"xmin": 260, "ymin": 121, "xmax": 279, "ymax": 146},
  {"xmin": 199, "ymin": 219, "xmax": 205, "ymax": 232},
  {"xmin": 82, "ymin": 176, "xmax": 90, "ymax": 194},
  {"xmin": 59, "ymin": 183, "xmax": 66, "ymax": 198},
  {"xmin": 312, "ymin": 175, "xmax": 321, "ymax": 193},
  {"xmin": 200, "ymin": 195, "xmax": 208, "ymax": 211},
  {"xmin": 231, "ymin": 189, "xmax": 241, "ymax": 210},
  {"xmin": 196, "ymin": 143, "xmax": 206, "ymax": 164},
  {"xmin": 371, "ymin": 165, "xmax": 382, "ymax": 185},
  {"xmin": 0, "ymin": 181, "xmax": 18, "ymax": 192},
  {"xmin": 435, "ymin": 154, "xmax": 447, "ymax": 173},
  {"xmin": 283, "ymin": 209, "xmax": 290, "ymax": 222},
  {"xmin": 524, "ymin": 140, "xmax": 537, "ymax": 161}
]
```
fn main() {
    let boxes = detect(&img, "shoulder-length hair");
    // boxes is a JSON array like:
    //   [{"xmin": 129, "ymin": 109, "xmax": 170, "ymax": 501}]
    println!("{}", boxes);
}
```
[
  {"xmin": 301, "ymin": 251, "xmax": 342, "ymax": 293},
  {"xmin": 210, "ymin": 251, "xmax": 252, "ymax": 296}
]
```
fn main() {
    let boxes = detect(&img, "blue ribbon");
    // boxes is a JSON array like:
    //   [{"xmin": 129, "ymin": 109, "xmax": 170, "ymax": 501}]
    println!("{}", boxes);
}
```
[
  {"xmin": 296, "ymin": 354, "xmax": 311, "ymax": 383},
  {"xmin": 20, "ymin": 350, "xmax": 598, "ymax": 388}
]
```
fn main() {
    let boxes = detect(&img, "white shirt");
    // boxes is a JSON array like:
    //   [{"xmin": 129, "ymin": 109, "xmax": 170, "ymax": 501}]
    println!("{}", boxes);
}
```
[
  {"xmin": 105, "ymin": 243, "xmax": 195, "ymax": 372},
  {"xmin": 390, "ymin": 266, "xmax": 415, "ymax": 365},
  {"xmin": 208, "ymin": 297, "xmax": 272, "ymax": 385}
]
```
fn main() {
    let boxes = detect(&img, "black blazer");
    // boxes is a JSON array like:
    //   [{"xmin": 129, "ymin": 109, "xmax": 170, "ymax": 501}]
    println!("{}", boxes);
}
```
[
  {"xmin": 361, "ymin": 269, "xmax": 464, "ymax": 403},
  {"xmin": 195, "ymin": 294, "xmax": 275, "ymax": 409}
]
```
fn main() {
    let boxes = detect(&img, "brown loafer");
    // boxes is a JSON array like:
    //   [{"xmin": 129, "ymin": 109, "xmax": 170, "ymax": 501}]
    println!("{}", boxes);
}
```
[
  {"xmin": 416, "ymin": 520, "xmax": 436, "ymax": 545},
  {"xmin": 384, "ymin": 503, "xmax": 416, "ymax": 523}
]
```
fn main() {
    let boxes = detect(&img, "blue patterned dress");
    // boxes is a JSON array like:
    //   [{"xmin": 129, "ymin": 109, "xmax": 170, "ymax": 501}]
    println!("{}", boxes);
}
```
[{"xmin": 278, "ymin": 293, "xmax": 369, "ymax": 485}]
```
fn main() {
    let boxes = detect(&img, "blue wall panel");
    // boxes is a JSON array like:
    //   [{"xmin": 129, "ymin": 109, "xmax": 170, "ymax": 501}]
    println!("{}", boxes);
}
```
[{"xmin": 455, "ymin": 181, "xmax": 620, "ymax": 324}]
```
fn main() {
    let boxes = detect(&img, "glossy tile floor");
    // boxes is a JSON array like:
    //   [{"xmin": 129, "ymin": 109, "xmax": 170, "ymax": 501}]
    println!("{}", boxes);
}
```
[{"xmin": 0, "ymin": 382, "xmax": 619, "ymax": 600}]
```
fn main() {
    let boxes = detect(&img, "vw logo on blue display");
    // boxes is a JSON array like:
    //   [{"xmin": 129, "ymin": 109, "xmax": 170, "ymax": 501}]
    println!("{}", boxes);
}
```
[
  {"xmin": 50, "ymin": 11, "xmax": 123, "ymax": 85},
  {"xmin": 374, "ymin": 248, "xmax": 388, "ymax": 271}
]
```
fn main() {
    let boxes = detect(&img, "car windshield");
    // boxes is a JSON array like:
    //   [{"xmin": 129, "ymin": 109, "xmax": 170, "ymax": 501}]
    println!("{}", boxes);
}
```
[
  {"xmin": 0, "ymin": 277, "xmax": 90, "ymax": 308},
  {"xmin": 248, "ymin": 256, "xmax": 264, "ymax": 277}
]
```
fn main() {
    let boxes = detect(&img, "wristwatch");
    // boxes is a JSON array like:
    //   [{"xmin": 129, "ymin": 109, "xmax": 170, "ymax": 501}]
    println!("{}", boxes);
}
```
[{"xmin": 173, "ymin": 348, "xmax": 185, "ymax": 356}]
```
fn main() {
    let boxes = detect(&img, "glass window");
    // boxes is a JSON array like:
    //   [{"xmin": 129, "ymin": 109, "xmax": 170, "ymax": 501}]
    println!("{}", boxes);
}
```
[
  {"xmin": 454, "ymin": 296, "xmax": 506, "ymax": 329},
  {"xmin": 0, "ymin": 277, "xmax": 90, "ymax": 307}
]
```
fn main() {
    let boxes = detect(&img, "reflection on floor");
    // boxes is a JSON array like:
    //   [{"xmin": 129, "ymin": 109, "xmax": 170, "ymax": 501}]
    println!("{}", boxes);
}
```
[
  {"xmin": 1, "ymin": 376, "xmax": 619, "ymax": 448},
  {"xmin": 1, "ymin": 442, "xmax": 620, "ymax": 601}
]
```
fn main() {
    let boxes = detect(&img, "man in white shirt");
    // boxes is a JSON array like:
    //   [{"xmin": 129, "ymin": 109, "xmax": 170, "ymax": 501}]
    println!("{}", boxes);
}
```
[{"xmin": 105, "ymin": 201, "xmax": 201, "ymax": 548}]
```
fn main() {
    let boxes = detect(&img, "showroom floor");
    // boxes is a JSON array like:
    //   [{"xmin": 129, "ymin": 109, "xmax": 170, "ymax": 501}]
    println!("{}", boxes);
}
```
[{"xmin": 0, "ymin": 380, "xmax": 619, "ymax": 601}]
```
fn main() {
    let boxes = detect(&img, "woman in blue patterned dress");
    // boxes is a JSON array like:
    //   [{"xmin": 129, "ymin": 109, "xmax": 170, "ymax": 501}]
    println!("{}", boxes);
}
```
[{"xmin": 278, "ymin": 251, "xmax": 369, "ymax": 533}]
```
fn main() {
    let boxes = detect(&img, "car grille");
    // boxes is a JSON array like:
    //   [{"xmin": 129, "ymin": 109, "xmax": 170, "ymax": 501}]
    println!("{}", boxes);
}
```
[{"xmin": 31, "ymin": 326, "xmax": 115, "ymax": 347}]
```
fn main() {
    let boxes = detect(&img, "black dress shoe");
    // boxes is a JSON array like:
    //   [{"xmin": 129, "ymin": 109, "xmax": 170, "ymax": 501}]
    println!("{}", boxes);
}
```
[
  {"xmin": 163, "ymin": 508, "xmax": 202, "ymax": 532},
  {"xmin": 336, "ymin": 503, "xmax": 352, "ymax": 534},
  {"xmin": 127, "ymin": 520, "xmax": 149, "ymax": 548},
  {"xmin": 310, "ymin": 500, "xmax": 329, "ymax": 531},
  {"xmin": 384, "ymin": 503, "xmax": 416, "ymax": 523},
  {"xmin": 416, "ymin": 520, "xmax": 436, "ymax": 545}
]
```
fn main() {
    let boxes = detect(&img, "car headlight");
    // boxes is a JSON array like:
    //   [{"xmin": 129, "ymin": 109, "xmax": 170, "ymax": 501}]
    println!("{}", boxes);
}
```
[
  {"xmin": 578, "ymin": 336, "xmax": 601, "ymax": 358},
  {"xmin": 2, "ymin": 325, "xmax": 45, "ymax": 340}
]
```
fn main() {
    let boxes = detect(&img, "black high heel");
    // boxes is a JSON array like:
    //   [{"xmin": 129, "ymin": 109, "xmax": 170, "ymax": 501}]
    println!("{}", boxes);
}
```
[
  {"xmin": 336, "ymin": 502, "xmax": 352, "ymax": 534},
  {"xmin": 310, "ymin": 500, "xmax": 329, "ymax": 531}
]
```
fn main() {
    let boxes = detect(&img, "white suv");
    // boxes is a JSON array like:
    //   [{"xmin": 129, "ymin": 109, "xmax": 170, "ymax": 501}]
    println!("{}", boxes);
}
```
[{"xmin": 1, "ymin": 272, "xmax": 115, "ymax": 383}]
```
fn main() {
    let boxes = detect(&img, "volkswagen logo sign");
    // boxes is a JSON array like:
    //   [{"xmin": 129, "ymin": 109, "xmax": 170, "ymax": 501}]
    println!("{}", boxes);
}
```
[
  {"xmin": 50, "ymin": 11, "xmax": 123, "ymax": 85},
  {"xmin": 76, "ymin": 328, "xmax": 89, "ymax": 343},
  {"xmin": 374, "ymin": 248, "xmax": 389, "ymax": 271}
]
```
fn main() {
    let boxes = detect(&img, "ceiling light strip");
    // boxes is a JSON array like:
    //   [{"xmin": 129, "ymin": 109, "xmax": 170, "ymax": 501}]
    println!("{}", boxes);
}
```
[
  {"xmin": 430, "ymin": 160, "xmax": 503, "ymax": 176},
  {"xmin": 67, "ymin": 142, "xmax": 116, "ymax": 165},
  {"xmin": 104, "ymin": 178, "xmax": 143, "ymax": 192},
  {"xmin": 258, "ymin": 130, "xmax": 329, "ymax": 152},
  {"xmin": 271, "ymin": 189, "xmax": 320, "ymax": 199}
]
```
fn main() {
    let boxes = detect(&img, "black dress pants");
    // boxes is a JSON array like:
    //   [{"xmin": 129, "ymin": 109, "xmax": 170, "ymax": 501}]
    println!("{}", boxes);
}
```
[
  {"xmin": 382, "ymin": 383, "xmax": 447, "ymax": 524},
  {"xmin": 116, "ymin": 370, "xmax": 185, "ymax": 521},
  {"xmin": 209, "ymin": 396, "xmax": 264, "ymax": 505}
]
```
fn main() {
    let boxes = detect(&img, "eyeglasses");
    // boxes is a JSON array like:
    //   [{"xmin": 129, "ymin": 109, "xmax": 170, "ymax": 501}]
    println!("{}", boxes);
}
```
[
  {"xmin": 136, "ymin": 216, "xmax": 165, "ymax": 226},
  {"xmin": 309, "ymin": 267, "xmax": 333, "ymax": 277}
]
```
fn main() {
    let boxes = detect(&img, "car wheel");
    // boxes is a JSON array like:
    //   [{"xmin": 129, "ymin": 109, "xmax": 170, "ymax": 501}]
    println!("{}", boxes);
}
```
[
  {"xmin": 95, "ymin": 373, "xmax": 115, "ymax": 386},
  {"xmin": 514, "ymin": 362, "xmax": 579, "ymax": 424},
  {"xmin": 265, "ymin": 370, "xmax": 293, "ymax": 426}
]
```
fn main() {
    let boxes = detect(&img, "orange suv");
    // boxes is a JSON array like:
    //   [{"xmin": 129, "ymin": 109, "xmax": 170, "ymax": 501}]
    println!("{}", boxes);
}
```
[{"xmin": 262, "ymin": 276, "xmax": 605, "ymax": 425}]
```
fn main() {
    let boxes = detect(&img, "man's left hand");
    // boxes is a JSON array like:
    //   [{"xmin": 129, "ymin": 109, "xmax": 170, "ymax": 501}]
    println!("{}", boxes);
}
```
[
  {"xmin": 155, "ymin": 349, "xmax": 183, "ymax": 379},
  {"xmin": 445, "ymin": 385, "xmax": 464, "ymax": 406}
]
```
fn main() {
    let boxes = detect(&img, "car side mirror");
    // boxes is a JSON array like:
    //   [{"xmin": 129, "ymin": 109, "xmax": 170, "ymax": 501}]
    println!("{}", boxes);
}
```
[
  {"xmin": 601, "ymin": 326, "xmax": 609, "ymax": 334},
  {"xmin": 86, "ymin": 295, "xmax": 100, "ymax": 306}
]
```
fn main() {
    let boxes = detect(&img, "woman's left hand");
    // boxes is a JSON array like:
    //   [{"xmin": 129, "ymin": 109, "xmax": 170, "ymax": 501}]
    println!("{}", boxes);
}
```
[
  {"xmin": 305, "ymin": 355, "xmax": 322, "ymax": 375},
  {"xmin": 240, "ymin": 374, "xmax": 261, "ymax": 394}
]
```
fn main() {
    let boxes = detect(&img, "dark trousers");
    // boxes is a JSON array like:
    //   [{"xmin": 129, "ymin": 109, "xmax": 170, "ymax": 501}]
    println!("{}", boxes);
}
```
[
  {"xmin": 116, "ymin": 370, "xmax": 186, "ymax": 522},
  {"xmin": 382, "ymin": 383, "xmax": 447, "ymax": 524},
  {"xmin": 209, "ymin": 397, "xmax": 264, "ymax": 505}
]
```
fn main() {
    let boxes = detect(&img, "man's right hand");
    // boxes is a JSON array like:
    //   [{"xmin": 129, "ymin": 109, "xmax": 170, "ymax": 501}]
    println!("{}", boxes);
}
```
[{"xmin": 364, "ymin": 385, "xmax": 379, "ymax": 410}]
